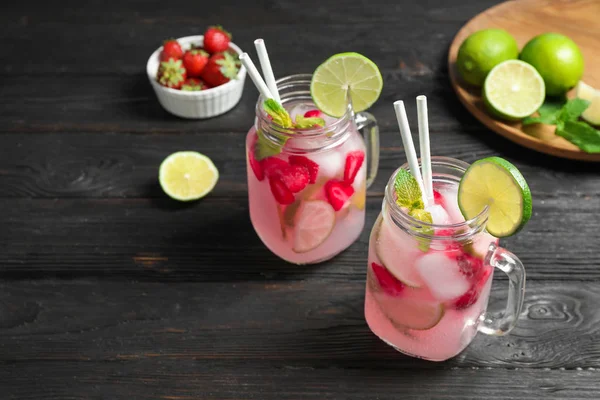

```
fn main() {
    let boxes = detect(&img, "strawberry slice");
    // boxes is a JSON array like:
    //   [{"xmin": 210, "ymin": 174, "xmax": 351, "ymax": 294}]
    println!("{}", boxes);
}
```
[
  {"xmin": 453, "ymin": 265, "xmax": 492, "ymax": 310},
  {"xmin": 261, "ymin": 157, "xmax": 289, "ymax": 178},
  {"xmin": 289, "ymin": 155, "xmax": 319, "ymax": 184},
  {"xmin": 249, "ymin": 137, "xmax": 264, "ymax": 181},
  {"xmin": 343, "ymin": 150, "xmax": 365, "ymax": 184},
  {"xmin": 455, "ymin": 251, "xmax": 484, "ymax": 280},
  {"xmin": 304, "ymin": 109, "xmax": 321, "ymax": 118},
  {"xmin": 269, "ymin": 176, "xmax": 295, "ymax": 205},
  {"xmin": 371, "ymin": 262, "xmax": 405, "ymax": 296},
  {"xmin": 433, "ymin": 190, "xmax": 444, "ymax": 206},
  {"xmin": 325, "ymin": 180, "xmax": 355, "ymax": 211},
  {"xmin": 280, "ymin": 164, "xmax": 310, "ymax": 193}
]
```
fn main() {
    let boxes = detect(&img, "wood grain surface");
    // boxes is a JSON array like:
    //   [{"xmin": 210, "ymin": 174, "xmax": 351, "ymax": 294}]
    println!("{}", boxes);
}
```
[
  {"xmin": 1, "ymin": 0, "xmax": 600, "ymax": 399},
  {"xmin": 448, "ymin": 0, "xmax": 600, "ymax": 161}
]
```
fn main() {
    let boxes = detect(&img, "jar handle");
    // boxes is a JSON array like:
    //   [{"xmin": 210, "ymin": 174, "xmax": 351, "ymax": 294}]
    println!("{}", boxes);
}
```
[
  {"xmin": 355, "ymin": 112, "xmax": 380, "ymax": 189},
  {"xmin": 478, "ymin": 243, "xmax": 526, "ymax": 336}
]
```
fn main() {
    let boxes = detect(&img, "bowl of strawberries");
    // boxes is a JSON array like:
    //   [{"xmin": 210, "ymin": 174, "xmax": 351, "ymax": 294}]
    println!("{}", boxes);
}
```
[{"xmin": 147, "ymin": 26, "xmax": 246, "ymax": 119}]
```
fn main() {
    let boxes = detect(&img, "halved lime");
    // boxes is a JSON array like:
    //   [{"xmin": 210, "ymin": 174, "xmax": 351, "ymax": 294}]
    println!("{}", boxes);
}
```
[
  {"xmin": 576, "ymin": 81, "xmax": 600, "ymax": 126},
  {"xmin": 311, "ymin": 52, "xmax": 383, "ymax": 117},
  {"xmin": 159, "ymin": 151, "xmax": 219, "ymax": 201},
  {"xmin": 458, "ymin": 157, "xmax": 532, "ymax": 237},
  {"xmin": 483, "ymin": 60, "xmax": 545, "ymax": 121}
]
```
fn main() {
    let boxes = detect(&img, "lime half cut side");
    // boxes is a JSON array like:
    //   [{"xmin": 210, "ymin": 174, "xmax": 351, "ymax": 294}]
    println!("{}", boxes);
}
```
[
  {"xmin": 310, "ymin": 52, "xmax": 383, "ymax": 117},
  {"xmin": 458, "ymin": 157, "xmax": 532, "ymax": 238},
  {"xmin": 483, "ymin": 59, "xmax": 545, "ymax": 121},
  {"xmin": 159, "ymin": 151, "xmax": 219, "ymax": 201}
]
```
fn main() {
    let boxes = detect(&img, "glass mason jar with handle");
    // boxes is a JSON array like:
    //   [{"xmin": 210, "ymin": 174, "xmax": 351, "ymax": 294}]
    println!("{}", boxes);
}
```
[
  {"xmin": 246, "ymin": 74, "xmax": 379, "ymax": 265},
  {"xmin": 365, "ymin": 157, "xmax": 526, "ymax": 361}
]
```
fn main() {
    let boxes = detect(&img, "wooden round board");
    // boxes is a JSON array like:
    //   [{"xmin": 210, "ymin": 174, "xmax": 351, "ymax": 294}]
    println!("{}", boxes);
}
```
[{"xmin": 448, "ymin": 0, "xmax": 600, "ymax": 161}]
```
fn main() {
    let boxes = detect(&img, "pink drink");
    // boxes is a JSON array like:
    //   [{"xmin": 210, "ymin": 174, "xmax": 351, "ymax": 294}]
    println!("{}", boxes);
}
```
[
  {"xmin": 246, "ymin": 75, "xmax": 378, "ymax": 264},
  {"xmin": 365, "ymin": 158, "xmax": 501, "ymax": 361}
]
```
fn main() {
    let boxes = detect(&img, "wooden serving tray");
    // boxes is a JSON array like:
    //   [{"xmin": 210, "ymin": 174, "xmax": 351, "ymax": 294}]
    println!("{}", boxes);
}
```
[{"xmin": 448, "ymin": 0, "xmax": 600, "ymax": 161}]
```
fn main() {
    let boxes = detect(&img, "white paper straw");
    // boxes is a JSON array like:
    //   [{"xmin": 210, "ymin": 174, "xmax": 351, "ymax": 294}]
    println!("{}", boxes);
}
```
[
  {"xmin": 254, "ymin": 39, "xmax": 280, "ymax": 103},
  {"xmin": 239, "ymin": 52, "xmax": 274, "ymax": 100},
  {"xmin": 417, "ymin": 95, "xmax": 433, "ymax": 206},
  {"xmin": 393, "ymin": 100, "xmax": 426, "ymax": 205}
]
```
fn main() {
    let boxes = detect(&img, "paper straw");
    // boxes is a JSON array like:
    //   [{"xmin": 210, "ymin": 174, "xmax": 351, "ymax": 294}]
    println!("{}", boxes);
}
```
[
  {"xmin": 254, "ymin": 39, "xmax": 280, "ymax": 103},
  {"xmin": 416, "ymin": 95, "xmax": 433, "ymax": 206},
  {"xmin": 393, "ymin": 100, "xmax": 426, "ymax": 205},
  {"xmin": 239, "ymin": 53, "xmax": 274, "ymax": 100}
]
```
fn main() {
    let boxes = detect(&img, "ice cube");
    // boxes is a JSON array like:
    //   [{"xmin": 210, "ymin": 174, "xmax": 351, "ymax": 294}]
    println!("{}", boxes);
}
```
[
  {"xmin": 287, "ymin": 102, "xmax": 316, "ymax": 121},
  {"xmin": 415, "ymin": 253, "xmax": 470, "ymax": 300},
  {"xmin": 439, "ymin": 188, "xmax": 465, "ymax": 224},
  {"xmin": 308, "ymin": 151, "xmax": 343, "ymax": 179},
  {"xmin": 425, "ymin": 204, "xmax": 450, "ymax": 225}
]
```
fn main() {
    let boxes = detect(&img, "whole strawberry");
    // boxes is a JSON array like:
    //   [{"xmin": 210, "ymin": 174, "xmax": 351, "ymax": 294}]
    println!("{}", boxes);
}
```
[
  {"xmin": 200, "ymin": 52, "xmax": 240, "ymax": 87},
  {"xmin": 160, "ymin": 39, "xmax": 183, "ymax": 61},
  {"xmin": 181, "ymin": 78, "xmax": 207, "ymax": 91},
  {"xmin": 203, "ymin": 25, "xmax": 231, "ymax": 54},
  {"xmin": 158, "ymin": 59, "xmax": 187, "ymax": 89},
  {"xmin": 183, "ymin": 49, "xmax": 209, "ymax": 77}
]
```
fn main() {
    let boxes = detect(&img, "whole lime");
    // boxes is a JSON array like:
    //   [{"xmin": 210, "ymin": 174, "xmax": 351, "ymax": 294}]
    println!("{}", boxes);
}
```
[
  {"xmin": 519, "ymin": 33, "xmax": 584, "ymax": 96},
  {"xmin": 457, "ymin": 29, "xmax": 519, "ymax": 87}
]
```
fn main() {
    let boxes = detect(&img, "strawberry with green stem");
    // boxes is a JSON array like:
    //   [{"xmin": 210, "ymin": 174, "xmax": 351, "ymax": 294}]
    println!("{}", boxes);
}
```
[
  {"xmin": 183, "ymin": 49, "xmax": 209, "ymax": 77},
  {"xmin": 158, "ymin": 59, "xmax": 187, "ymax": 89},
  {"xmin": 160, "ymin": 39, "xmax": 183, "ymax": 61},
  {"xmin": 200, "ymin": 51, "xmax": 240, "ymax": 87},
  {"xmin": 203, "ymin": 25, "xmax": 231, "ymax": 54},
  {"xmin": 181, "ymin": 78, "xmax": 207, "ymax": 91}
]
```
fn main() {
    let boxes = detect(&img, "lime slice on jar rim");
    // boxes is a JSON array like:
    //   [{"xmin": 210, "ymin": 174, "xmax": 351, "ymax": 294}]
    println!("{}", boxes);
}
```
[
  {"xmin": 458, "ymin": 157, "xmax": 532, "ymax": 238},
  {"xmin": 310, "ymin": 52, "xmax": 383, "ymax": 117}
]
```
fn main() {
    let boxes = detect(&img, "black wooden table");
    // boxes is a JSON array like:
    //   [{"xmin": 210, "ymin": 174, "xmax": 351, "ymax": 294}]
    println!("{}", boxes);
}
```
[{"xmin": 2, "ymin": 1, "xmax": 599, "ymax": 398}]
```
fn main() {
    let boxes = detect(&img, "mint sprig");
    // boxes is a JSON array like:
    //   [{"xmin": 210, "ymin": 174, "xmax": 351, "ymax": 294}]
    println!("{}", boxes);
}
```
[
  {"xmin": 394, "ymin": 169, "xmax": 425, "ymax": 210},
  {"xmin": 523, "ymin": 97, "xmax": 600, "ymax": 153},
  {"xmin": 294, "ymin": 115, "xmax": 325, "ymax": 129},
  {"xmin": 263, "ymin": 99, "xmax": 293, "ymax": 128}
]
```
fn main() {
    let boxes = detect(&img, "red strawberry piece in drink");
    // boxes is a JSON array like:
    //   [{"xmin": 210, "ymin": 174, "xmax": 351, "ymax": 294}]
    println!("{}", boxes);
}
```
[
  {"xmin": 433, "ymin": 190, "xmax": 444, "ymax": 206},
  {"xmin": 248, "ymin": 138, "xmax": 264, "ymax": 181},
  {"xmin": 304, "ymin": 109, "xmax": 321, "ymax": 118},
  {"xmin": 453, "ymin": 265, "xmax": 492, "ymax": 310},
  {"xmin": 261, "ymin": 157, "xmax": 289, "ymax": 178},
  {"xmin": 200, "ymin": 51, "xmax": 240, "ymax": 87},
  {"xmin": 269, "ymin": 176, "xmax": 295, "ymax": 205},
  {"xmin": 325, "ymin": 180, "xmax": 355, "ymax": 211},
  {"xmin": 279, "ymin": 164, "xmax": 310, "ymax": 193},
  {"xmin": 183, "ymin": 49, "xmax": 209, "ymax": 77},
  {"xmin": 181, "ymin": 78, "xmax": 207, "ymax": 91},
  {"xmin": 160, "ymin": 39, "xmax": 184, "ymax": 61},
  {"xmin": 203, "ymin": 25, "xmax": 231, "ymax": 54},
  {"xmin": 343, "ymin": 150, "xmax": 365, "ymax": 184},
  {"xmin": 455, "ymin": 251, "xmax": 484, "ymax": 280},
  {"xmin": 289, "ymin": 155, "xmax": 319, "ymax": 184},
  {"xmin": 157, "ymin": 59, "xmax": 187, "ymax": 89},
  {"xmin": 371, "ymin": 262, "xmax": 405, "ymax": 296}
]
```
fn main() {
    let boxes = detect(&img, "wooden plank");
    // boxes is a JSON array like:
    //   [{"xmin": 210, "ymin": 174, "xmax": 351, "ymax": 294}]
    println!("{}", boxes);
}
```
[
  {"xmin": 0, "ymin": 280, "xmax": 598, "ymax": 371},
  {"xmin": 0, "ymin": 196, "xmax": 597, "ymax": 280},
  {"xmin": 0, "ymin": 361, "xmax": 598, "ymax": 399}
]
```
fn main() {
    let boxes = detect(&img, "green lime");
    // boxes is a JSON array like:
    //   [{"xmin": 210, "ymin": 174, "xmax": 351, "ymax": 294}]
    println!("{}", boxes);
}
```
[
  {"xmin": 576, "ymin": 81, "xmax": 600, "ymax": 126},
  {"xmin": 456, "ymin": 28, "xmax": 519, "ymax": 87},
  {"xmin": 458, "ymin": 157, "xmax": 532, "ymax": 238},
  {"xmin": 159, "ymin": 151, "xmax": 219, "ymax": 201},
  {"xmin": 483, "ymin": 60, "xmax": 545, "ymax": 121},
  {"xmin": 310, "ymin": 52, "xmax": 383, "ymax": 117},
  {"xmin": 519, "ymin": 33, "xmax": 584, "ymax": 96}
]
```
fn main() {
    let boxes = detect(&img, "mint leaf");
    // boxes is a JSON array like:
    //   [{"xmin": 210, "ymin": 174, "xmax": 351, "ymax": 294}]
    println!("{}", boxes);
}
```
[
  {"xmin": 394, "ymin": 169, "xmax": 424, "ymax": 209},
  {"xmin": 408, "ymin": 208, "xmax": 433, "ymax": 252},
  {"xmin": 263, "ymin": 99, "xmax": 292, "ymax": 128},
  {"xmin": 522, "ymin": 98, "xmax": 565, "ymax": 125},
  {"xmin": 556, "ymin": 120, "xmax": 600, "ymax": 153},
  {"xmin": 254, "ymin": 129, "xmax": 283, "ymax": 160},
  {"xmin": 294, "ymin": 115, "xmax": 325, "ymax": 129},
  {"xmin": 559, "ymin": 98, "xmax": 590, "ymax": 122}
]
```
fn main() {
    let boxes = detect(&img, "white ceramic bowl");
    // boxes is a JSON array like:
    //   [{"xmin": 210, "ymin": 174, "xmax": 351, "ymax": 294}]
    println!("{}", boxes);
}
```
[{"xmin": 146, "ymin": 35, "xmax": 247, "ymax": 119}]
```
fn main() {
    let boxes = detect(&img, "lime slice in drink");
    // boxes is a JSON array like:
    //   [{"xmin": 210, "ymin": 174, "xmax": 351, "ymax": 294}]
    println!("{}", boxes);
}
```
[
  {"xmin": 376, "ymin": 293, "xmax": 444, "ymax": 331},
  {"xmin": 159, "ymin": 151, "xmax": 219, "ymax": 201},
  {"xmin": 311, "ymin": 52, "xmax": 383, "ymax": 117},
  {"xmin": 458, "ymin": 157, "xmax": 532, "ymax": 237},
  {"xmin": 292, "ymin": 200, "xmax": 335, "ymax": 253},
  {"xmin": 483, "ymin": 60, "xmax": 545, "ymax": 121}
]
